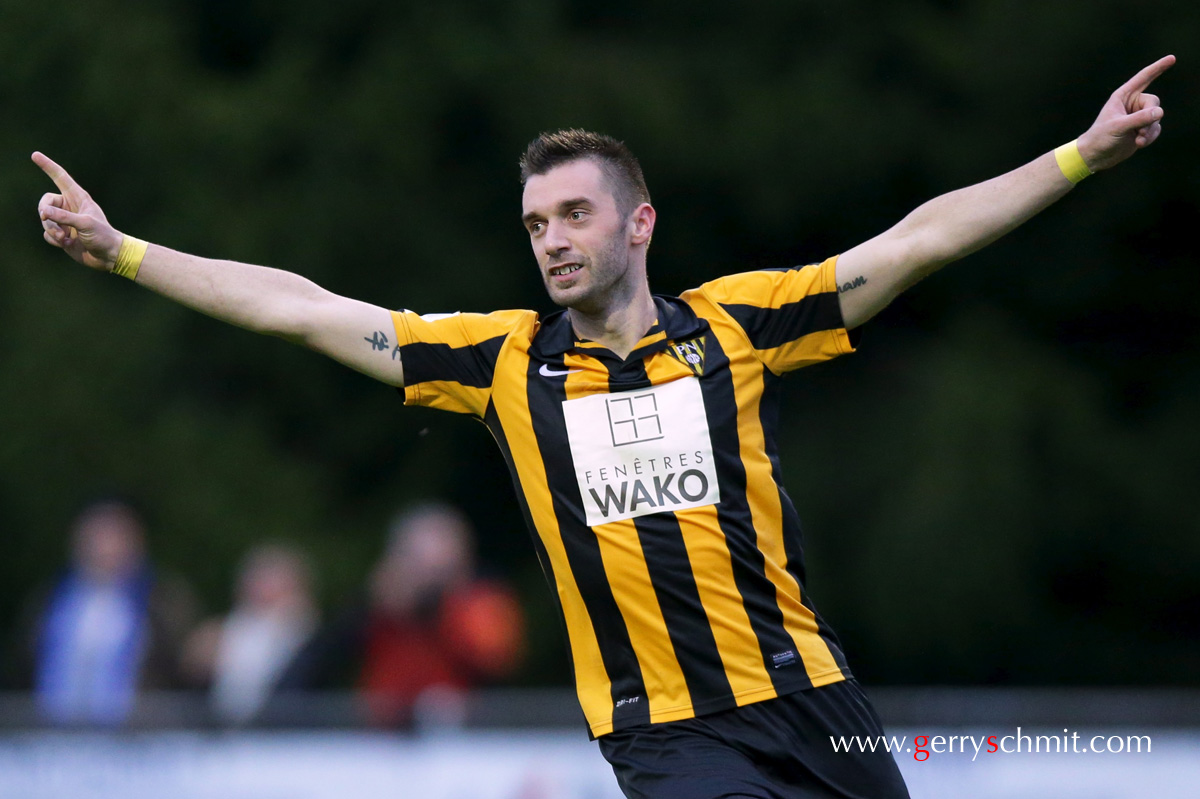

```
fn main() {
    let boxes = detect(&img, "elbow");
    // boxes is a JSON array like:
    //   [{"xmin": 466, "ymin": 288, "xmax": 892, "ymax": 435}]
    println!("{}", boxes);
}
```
[
  {"xmin": 883, "ymin": 227, "xmax": 949, "ymax": 278},
  {"xmin": 267, "ymin": 313, "xmax": 319, "ymax": 345},
  {"xmin": 903, "ymin": 231, "xmax": 957, "ymax": 278},
  {"xmin": 258, "ymin": 281, "xmax": 332, "ymax": 342},
  {"xmin": 243, "ymin": 307, "xmax": 305, "ymax": 340}
]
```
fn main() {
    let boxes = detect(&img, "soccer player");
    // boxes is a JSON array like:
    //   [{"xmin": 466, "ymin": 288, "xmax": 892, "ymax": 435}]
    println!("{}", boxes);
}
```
[{"xmin": 34, "ymin": 55, "xmax": 1173, "ymax": 798}]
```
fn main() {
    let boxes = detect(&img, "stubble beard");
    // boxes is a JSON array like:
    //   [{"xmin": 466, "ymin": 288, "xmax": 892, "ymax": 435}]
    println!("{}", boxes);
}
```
[{"xmin": 545, "ymin": 232, "xmax": 632, "ymax": 316}]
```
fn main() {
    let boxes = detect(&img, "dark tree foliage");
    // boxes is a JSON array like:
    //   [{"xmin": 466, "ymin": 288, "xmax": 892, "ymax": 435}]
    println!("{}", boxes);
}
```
[{"xmin": 1, "ymin": 0, "xmax": 1197, "ymax": 687}]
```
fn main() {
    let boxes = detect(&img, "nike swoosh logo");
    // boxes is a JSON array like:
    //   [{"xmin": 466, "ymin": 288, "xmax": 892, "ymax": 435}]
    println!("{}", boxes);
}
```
[{"xmin": 539, "ymin": 364, "xmax": 582, "ymax": 377}]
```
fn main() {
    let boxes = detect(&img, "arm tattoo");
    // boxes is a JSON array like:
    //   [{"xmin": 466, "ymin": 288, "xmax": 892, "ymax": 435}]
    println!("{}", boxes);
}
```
[
  {"xmin": 838, "ymin": 275, "xmax": 868, "ymax": 294},
  {"xmin": 391, "ymin": 345, "xmax": 402, "ymax": 361},
  {"xmin": 364, "ymin": 330, "xmax": 390, "ymax": 351}
]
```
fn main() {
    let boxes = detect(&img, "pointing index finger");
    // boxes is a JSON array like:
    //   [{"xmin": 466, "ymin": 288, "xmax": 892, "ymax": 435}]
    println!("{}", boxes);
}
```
[
  {"xmin": 1118, "ymin": 55, "xmax": 1176, "ymax": 98},
  {"xmin": 30, "ymin": 152, "xmax": 86, "ymax": 205}
]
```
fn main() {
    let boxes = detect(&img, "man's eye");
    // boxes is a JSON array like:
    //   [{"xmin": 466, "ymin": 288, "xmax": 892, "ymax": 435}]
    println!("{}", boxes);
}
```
[
  {"xmin": 569, "ymin": 210, "xmax": 586, "ymax": 221},
  {"xmin": 529, "ymin": 222, "xmax": 545, "ymax": 235}
]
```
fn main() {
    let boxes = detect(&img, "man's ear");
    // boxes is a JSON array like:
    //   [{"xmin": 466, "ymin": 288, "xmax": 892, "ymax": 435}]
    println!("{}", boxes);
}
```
[{"xmin": 630, "ymin": 202, "xmax": 656, "ymax": 247}]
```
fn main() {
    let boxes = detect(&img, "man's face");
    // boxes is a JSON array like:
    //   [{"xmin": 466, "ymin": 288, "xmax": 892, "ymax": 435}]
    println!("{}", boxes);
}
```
[
  {"xmin": 521, "ymin": 158, "xmax": 633, "ymax": 313},
  {"xmin": 73, "ymin": 505, "xmax": 144, "ymax": 583}
]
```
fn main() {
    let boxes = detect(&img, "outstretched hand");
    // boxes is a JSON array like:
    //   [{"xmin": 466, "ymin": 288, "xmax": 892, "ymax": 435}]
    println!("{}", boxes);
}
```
[
  {"xmin": 1077, "ymin": 55, "xmax": 1175, "ymax": 172},
  {"xmin": 33, "ymin": 152, "xmax": 122, "ymax": 271}
]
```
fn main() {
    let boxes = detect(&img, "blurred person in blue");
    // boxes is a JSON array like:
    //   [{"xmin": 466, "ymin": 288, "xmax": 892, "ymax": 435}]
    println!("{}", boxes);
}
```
[
  {"xmin": 182, "ymin": 543, "xmax": 318, "ymax": 724},
  {"xmin": 32, "ymin": 55, "xmax": 1173, "ymax": 796},
  {"xmin": 26, "ymin": 498, "xmax": 196, "ymax": 725}
]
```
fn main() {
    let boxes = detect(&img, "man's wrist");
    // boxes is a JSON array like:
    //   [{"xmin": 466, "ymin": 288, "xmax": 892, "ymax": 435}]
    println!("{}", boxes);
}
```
[
  {"xmin": 1054, "ymin": 140, "xmax": 1094, "ymax": 185},
  {"xmin": 111, "ymin": 234, "xmax": 148, "ymax": 280},
  {"xmin": 1073, "ymin": 133, "xmax": 1101, "ymax": 174}
]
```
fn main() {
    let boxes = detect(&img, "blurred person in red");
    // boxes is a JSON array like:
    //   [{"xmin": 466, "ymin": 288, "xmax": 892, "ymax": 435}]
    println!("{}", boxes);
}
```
[
  {"xmin": 21, "ymin": 498, "xmax": 196, "ymax": 725},
  {"xmin": 277, "ymin": 503, "xmax": 525, "ymax": 728},
  {"xmin": 362, "ymin": 503, "xmax": 526, "ymax": 726},
  {"xmin": 183, "ymin": 543, "xmax": 318, "ymax": 724}
]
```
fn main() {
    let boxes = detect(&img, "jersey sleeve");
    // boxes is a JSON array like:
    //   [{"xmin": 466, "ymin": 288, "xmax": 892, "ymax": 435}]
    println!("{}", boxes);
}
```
[
  {"xmin": 390, "ymin": 308, "xmax": 535, "ymax": 416},
  {"xmin": 692, "ymin": 255, "xmax": 855, "ymax": 374}
]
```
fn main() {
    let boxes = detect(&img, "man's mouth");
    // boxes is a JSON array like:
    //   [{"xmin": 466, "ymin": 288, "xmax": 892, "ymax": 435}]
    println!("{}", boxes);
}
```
[{"xmin": 549, "ymin": 263, "xmax": 583, "ymax": 277}]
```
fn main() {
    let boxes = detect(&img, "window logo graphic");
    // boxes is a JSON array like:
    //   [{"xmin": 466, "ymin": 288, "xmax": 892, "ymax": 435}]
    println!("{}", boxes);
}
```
[
  {"xmin": 562, "ymin": 377, "xmax": 720, "ymax": 525},
  {"xmin": 606, "ymin": 393, "xmax": 664, "ymax": 447}
]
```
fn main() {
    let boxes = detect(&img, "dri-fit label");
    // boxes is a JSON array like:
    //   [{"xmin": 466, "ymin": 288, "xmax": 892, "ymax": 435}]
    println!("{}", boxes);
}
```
[{"xmin": 562, "ymin": 376, "xmax": 720, "ymax": 526}]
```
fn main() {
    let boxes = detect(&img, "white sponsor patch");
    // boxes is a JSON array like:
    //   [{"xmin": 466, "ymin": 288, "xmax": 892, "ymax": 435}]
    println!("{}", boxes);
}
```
[{"xmin": 562, "ymin": 376, "xmax": 720, "ymax": 526}]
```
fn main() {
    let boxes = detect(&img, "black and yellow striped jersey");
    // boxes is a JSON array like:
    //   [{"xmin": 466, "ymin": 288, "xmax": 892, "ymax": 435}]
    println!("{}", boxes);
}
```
[{"xmin": 391, "ymin": 255, "xmax": 856, "ymax": 737}]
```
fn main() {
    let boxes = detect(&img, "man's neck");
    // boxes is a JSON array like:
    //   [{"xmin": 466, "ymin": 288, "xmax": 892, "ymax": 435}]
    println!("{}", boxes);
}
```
[{"xmin": 567, "ymin": 289, "xmax": 657, "ymax": 360}]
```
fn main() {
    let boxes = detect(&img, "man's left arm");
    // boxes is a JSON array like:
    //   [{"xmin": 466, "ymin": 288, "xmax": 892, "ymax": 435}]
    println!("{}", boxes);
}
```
[{"xmin": 836, "ymin": 55, "xmax": 1175, "ymax": 330}]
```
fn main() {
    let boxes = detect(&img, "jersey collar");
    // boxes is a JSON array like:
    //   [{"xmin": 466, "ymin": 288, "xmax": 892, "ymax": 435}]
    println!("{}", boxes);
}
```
[{"xmin": 533, "ymin": 296, "xmax": 708, "ymax": 360}]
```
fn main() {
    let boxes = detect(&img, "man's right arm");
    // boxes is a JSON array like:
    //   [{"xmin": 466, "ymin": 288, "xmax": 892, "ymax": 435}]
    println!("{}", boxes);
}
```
[{"xmin": 33, "ymin": 152, "xmax": 405, "ymax": 387}]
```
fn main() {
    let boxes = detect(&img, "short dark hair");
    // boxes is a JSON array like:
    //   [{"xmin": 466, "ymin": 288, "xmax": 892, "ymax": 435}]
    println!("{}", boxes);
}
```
[{"xmin": 519, "ymin": 129, "xmax": 650, "ymax": 217}]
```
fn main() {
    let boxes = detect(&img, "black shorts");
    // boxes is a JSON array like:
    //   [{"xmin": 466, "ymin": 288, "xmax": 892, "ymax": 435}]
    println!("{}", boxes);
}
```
[{"xmin": 596, "ymin": 680, "xmax": 910, "ymax": 799}]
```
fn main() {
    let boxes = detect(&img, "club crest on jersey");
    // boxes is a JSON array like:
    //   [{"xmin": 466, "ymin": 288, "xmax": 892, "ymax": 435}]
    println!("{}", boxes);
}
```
[{"xmin": 668, "ymin": 336, "xmax": 706, "ymax": 376}]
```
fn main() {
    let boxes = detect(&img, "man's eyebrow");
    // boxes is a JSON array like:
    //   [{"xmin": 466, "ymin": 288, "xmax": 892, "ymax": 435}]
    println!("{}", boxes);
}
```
[
  {"xmin": 521, "ymin": 197, "xmax": 595, "ymax": 225},
  {"xmin": 556, "ymin": 197, "xmax": 594, "ymax": 211}
]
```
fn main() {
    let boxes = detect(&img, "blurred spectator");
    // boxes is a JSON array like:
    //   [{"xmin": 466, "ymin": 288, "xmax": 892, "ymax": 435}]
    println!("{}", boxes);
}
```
[
  {"xmin": 22, "ymin": 498, "xmax": 196, "ymax": 725},
  {"xmin": 277, "ymin": 502, "xmax": 525, "ymax": 728},
  {"xmin": 183, "ymin": 543, "xmax": 317, "ymax": 724}
]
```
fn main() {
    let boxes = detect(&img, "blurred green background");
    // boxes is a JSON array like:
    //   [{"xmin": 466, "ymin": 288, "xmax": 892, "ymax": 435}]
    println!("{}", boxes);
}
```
[{"xmin": 1, "ymin": 0, "xmax": 1196, "ymax": 689}]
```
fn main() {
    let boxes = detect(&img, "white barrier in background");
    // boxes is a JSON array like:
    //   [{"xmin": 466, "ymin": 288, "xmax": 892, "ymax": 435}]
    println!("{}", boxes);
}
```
[
  {"xmin": 0, "ymin": 730, "xmax": 622, "ymax": 799},
  {"xmin": 0, "ymin": 728, "xmax": 1197, "ymax": 799}
]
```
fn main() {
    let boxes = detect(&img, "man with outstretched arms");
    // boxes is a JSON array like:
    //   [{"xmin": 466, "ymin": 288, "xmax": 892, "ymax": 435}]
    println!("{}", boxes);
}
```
[{"xmin": 36, "ymin": 56, "xmax": 1172, "ymax": 799}]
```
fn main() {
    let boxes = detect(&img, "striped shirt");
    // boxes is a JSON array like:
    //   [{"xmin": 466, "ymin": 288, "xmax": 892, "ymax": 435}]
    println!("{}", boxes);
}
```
[{"xmin": 391, "ymin": 255, "xmax": 856, "ymax": 737}]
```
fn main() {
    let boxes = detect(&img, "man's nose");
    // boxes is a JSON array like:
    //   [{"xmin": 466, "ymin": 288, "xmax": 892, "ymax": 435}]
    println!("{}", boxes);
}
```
[{"xmin": 543, "ymin": 219, "xmax": 570, "ymax": 254}]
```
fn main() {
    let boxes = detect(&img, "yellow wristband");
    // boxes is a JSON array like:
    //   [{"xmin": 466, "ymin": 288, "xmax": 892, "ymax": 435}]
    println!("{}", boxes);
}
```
[
  {"xmin": 1054, "ymin": 140, "xmax": 1093, "ymax": 185},
  {"xmin": 112, "ymin": 235, "xmax": 148, "ymax": 280}
]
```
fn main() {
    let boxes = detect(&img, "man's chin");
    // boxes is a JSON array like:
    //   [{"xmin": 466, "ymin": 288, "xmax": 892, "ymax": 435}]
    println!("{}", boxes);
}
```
[{"xmin": 544, "ymin": 281, "xmax": 589, "ymax": 310}]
